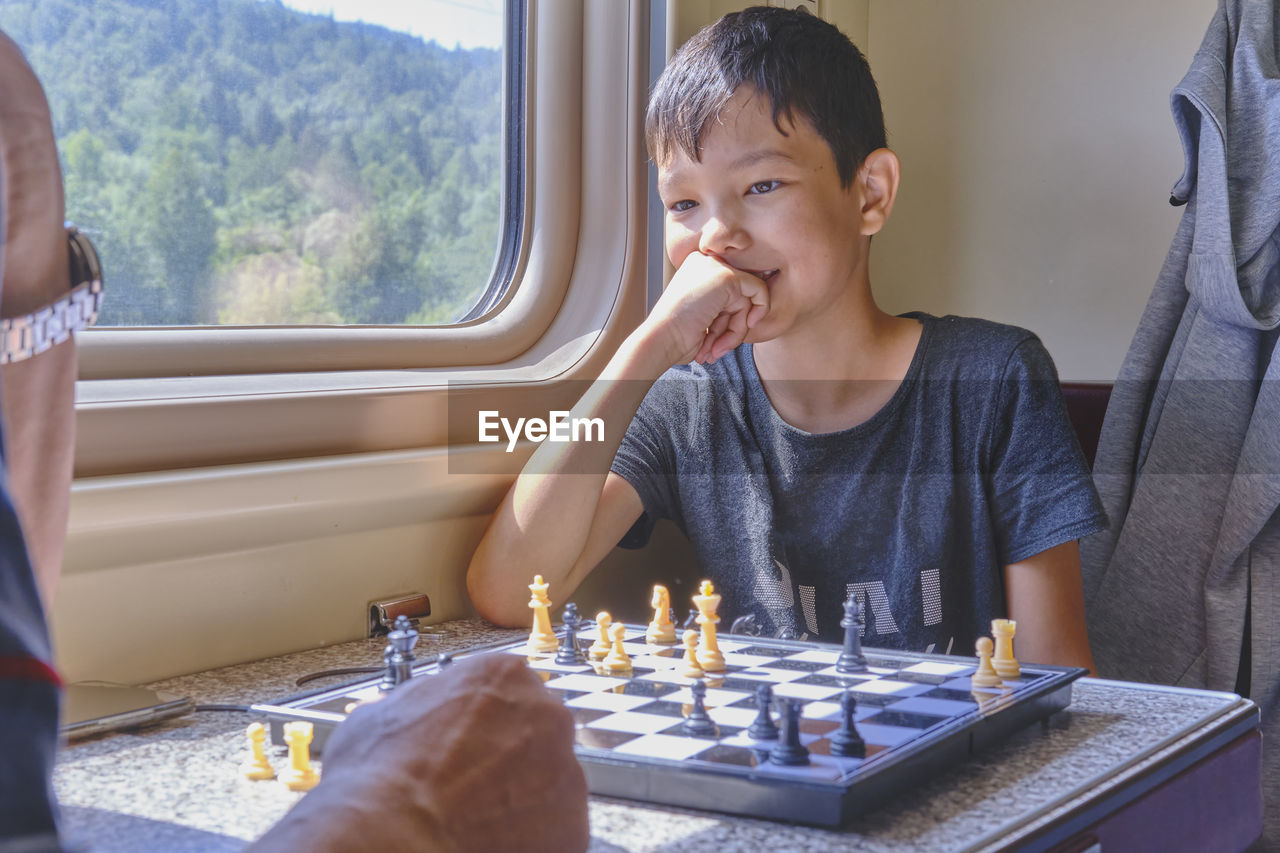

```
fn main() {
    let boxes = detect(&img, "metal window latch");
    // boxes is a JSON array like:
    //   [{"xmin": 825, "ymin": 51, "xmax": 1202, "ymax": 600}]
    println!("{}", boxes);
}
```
[{"xmin": 368, "ymin": 594, "xmax": 433, "ymax": 637}]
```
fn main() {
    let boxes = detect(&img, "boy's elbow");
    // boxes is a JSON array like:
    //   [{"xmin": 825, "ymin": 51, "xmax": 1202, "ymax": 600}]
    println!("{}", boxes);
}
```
[{"xmin": 466, "ymin": 553, "xmax": 521, "ymax": 627}]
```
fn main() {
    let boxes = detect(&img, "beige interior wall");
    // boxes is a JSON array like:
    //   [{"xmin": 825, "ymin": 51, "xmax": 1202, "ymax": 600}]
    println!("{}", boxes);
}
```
[
  {"xmin": 669, "ymin": 1, "xmax": 869, "ymax": 58},
  {"xmin": 868, "ymin": 0, "xmax": 1213, "ymax": 380},
  {"xmin": 667, "ymin": 0, "xmax": 1215, "ymax": 381}
]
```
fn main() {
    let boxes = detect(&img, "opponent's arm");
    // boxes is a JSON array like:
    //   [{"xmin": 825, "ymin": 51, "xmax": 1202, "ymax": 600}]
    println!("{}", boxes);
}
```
[
  {"xmin": 0, "ymin": 32, "xmax": 76, "ymax": 609},
  {"xmin": 467, "ymin": 252, "xmax": 769, "ymax": 626},
  {"xmin": 1003, "ymin": 540, "xmax": 1097, "ymax": 674}
]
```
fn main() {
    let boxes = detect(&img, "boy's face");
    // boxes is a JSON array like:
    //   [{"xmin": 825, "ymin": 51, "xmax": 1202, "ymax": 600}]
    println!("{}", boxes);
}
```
[{"xmin": 657, "ymin": 87, "xmax": 875, "ymax": 343}]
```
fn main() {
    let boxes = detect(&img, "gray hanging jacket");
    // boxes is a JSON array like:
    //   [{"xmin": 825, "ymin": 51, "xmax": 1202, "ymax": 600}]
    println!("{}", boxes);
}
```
[{"xmin": 1081, "ymin": 0, "xmax": 1280, "ymax": 844}]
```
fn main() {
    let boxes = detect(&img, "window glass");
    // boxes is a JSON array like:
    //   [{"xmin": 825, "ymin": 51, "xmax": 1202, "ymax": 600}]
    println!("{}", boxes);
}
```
[{"xmin": 0, "ymin": 0, "xmax": 507, "ymax": 326}]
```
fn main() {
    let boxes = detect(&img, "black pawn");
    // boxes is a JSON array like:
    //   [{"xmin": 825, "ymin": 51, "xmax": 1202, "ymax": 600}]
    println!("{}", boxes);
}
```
[
  {"xmin": 683, "ymin": 608, "xmax": 700, "ymax": 632},
  {"xmin": 388, "ymin": 614, "xmax": 418, "ymax": 686},
  {"xmin": 555, "ymin": 603, "xmax": 585, "ymax": 666},
  {"xmin": 828, "ymin": 690, "xmax": 866, "ymax": 758},
  {"xmin": 746, "ymin": 684, "xmax": 779, "ymax": 740},
  {"xmin": 378, "ymin": 645, "xmax": 396, "ymax": 692},
  {"xmin": 683, "ymin": 679, "xmax": 718, "ymax": 737},
  {"xmin": 768, "ymin": 699, "xmax": 809, "ymax": 765},
  {"xmin": 836, "ymin": 592, "xmax": 868, "ymax": 673}
]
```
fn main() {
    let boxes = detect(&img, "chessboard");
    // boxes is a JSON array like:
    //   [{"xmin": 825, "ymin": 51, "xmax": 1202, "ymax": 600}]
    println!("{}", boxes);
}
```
[{"xmin": 252, "ymin": 625, "xmax": 1084, "ymax": 826}]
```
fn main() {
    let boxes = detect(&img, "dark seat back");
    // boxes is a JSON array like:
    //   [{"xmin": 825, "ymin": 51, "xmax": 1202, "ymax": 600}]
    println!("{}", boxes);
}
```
[{"xmin": 1060, "ymin": 382, "xmax": 1112, "ymax": 470}]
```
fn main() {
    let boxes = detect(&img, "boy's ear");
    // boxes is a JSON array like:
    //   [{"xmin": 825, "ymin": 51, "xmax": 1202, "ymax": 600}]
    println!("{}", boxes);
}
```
[{"xmin": 856, "ymin": 148, "xmax": 900, "ymax": 237}]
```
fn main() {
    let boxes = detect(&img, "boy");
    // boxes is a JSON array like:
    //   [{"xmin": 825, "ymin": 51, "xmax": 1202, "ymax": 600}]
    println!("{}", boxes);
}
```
[{"xmin": 469, "ymin": 6, "xmax": 1103, "ymax": 670}]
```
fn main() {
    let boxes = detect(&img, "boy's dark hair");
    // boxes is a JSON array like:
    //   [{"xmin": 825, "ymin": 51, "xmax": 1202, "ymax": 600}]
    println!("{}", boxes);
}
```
[{"xmin": 646, "ymin": 6, "xmax": 886, "ymax": 188}]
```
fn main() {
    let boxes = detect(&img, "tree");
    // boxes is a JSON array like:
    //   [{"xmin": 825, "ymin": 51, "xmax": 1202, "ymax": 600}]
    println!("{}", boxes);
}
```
[{"xmin": 141, "ymin": 147, "xmax": 218, "ymax": 323}]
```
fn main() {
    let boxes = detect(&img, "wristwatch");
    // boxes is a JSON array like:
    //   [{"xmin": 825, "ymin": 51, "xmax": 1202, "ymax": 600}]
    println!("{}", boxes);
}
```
[{"xmin": 0, "ymin": 223, "xmax": 104, "ymax": 364}]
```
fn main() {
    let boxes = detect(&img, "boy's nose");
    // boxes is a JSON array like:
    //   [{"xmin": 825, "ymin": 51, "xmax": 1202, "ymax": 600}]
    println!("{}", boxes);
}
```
[{"xmin": 698, "ymin": 214, "xmax": 749, "ymax": 256}]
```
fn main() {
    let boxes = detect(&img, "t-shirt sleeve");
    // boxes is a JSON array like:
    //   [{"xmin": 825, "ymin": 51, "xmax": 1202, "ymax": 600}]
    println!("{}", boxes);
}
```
[
  {"xmin": 986, "ymin": 338, "xmax": 1108, "ymax": 564},
  {"xmin": 609, "ymin": 372, "xmax": 690, "ymax": 549}
]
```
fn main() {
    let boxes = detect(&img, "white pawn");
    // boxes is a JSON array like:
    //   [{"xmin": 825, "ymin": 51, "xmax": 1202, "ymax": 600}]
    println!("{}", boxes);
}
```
[
  {"xmin": 589, "ymin": 611, "xmax": 612, "ymax": 661},
  {"xmin": 603, "ymin": 622, "xmax": 632, "ymax": 674},
  {"xmin": 971, "ymin": 636, "xmax": 1004, "ymax": 688},
  {"xmin": 240, "ymin": 722, "xmax": 276, "ymax": 781},
  {"xmin": 679, "ymin": 629, "xmax": 704, "ymax": 679}
]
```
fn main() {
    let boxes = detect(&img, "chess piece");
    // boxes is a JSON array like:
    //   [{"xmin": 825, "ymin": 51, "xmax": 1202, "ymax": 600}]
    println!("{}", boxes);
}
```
[
  {"xmin": 679, "ymin": 628, "xmax": 704, "ymax": 678},
  {"xmin": 730, "ymin": 613, "xmax": 761, "ymax": 637},
  {"xmin": 526, "ymin": 575, "xmax": 558, "ymax": 653},
  {"xmin": 746, "ymin": 684, "xmax": 778, "ymax": 740},
  {"xmin": 972, "ymin": 636, "xmax": 1004, "ymax": 687},
  {"xmin": 683, "ymin": 679, "xmax": 718, "ymax": 737},
  {"xmin": 646, "ymin": 585, "xmax": 677, "ymax": 644},
  {"xmin": 589, "ymin": 611, "xmax": 612, "ymax": 660},
  {"xmin": 240, "ymin": 722, "xmax": 276, "ymax": 780},
  {"xmin": 683, "ymin": 608, "xmax": 700, "ymax": 632},
  {"xmin": 387, "ymin": 615, "xmax": 418, "ymax": 687},
  {"xmin": 835, "ymin": 592, "xmax": 868, "ymax": 673},
  {"xmin": 767, "ymin": 699, "xmax": 809, "ymax": 766},
  {"xmin": 279, "ymin": 721, "xmax": 320, "ymax": 791},
  {"xmin": 828, "ymin": 690, "xmax": 866, "ymax": 758},
  {"xmin": 378, "ymin": 644, "xmax": 397, "ymax": 692},
  {"xmin": 692, "ymin": 580, "xmax": 726, "ymax": 672},
  {"xmin": 603, "ymin": 622, "xmax": 633, "ymax": 674},
  {"xmin": 556, "ymin": 602, "xmax": 586, "ymax": 666},
  {"xmin": 991, "ymin": 618, "xmax": 1021, "ymax": 679}
]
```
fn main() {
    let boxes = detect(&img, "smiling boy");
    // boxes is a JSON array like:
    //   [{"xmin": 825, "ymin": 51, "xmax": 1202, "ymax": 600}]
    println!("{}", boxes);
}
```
[{"xmin": 469, "ymin": 6, "xmax": 1104, "ymax": 669}]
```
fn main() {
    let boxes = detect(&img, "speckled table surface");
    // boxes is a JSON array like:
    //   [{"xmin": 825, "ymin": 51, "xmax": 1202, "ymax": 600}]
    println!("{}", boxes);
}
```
[{"xmin": 53, "ymin": 618, "xmax": 1257, "ymax": 853}]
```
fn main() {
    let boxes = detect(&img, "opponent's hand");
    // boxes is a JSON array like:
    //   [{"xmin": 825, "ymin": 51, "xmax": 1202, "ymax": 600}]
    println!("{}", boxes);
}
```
[
  {"xmin": 251, "ymin": 654, "xmax": 588, "ymax": 853},
  {"xmin": 641, "ymin": 252, "xmax": 770, "ymax": 366}
]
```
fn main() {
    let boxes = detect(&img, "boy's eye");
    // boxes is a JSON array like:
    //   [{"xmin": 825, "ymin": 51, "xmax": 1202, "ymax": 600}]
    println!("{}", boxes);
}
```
[
  {"xmin": 669, "ymin": 199, "xmax": 697, "ymax": 213},
  {"xmin": 748, "ymin": 180, "xmax": 780, "ymax": 195}
]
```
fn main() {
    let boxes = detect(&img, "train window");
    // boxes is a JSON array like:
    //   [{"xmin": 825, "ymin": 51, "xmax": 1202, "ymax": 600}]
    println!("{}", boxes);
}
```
[
  {"xmin": 0, "ymin": 0, "xmax": 515, "ymax": 328},
  {"xmin": 14, "ymin": 0, "xmax": 648, "ymax": 476}
]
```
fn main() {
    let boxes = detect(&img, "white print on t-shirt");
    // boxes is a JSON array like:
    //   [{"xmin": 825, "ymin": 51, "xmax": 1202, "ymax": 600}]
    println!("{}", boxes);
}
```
[
  {"xmin": 759, "ymin": 564, "xmax": 950, "ymax": 643},
  {"xmin": 799, "ymin": 585, "xmax": 819, "ymax": 635},
  {"xmin": 921, "ymin": 568, "xmax": 943, "ymax": 627},
  {"xmin": 753, "ymin": 558, "xmax": 799, "ymax": 635},
  {"xmin": 755, "ymin": 557, "xmax": 796, "ymax": 610},
  {"xmin": 845, "ymin": 582, "xmax": 901, "ymax": 637}
]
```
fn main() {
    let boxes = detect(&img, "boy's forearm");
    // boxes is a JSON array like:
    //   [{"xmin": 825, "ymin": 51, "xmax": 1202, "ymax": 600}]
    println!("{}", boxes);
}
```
[
  {"xmin": 467, "ymin": 330, "xmax": 671, "ymax": 625},
  {"xmin": 1003, "ymin": 541, "xmax": 1098, "ymax": 674}
]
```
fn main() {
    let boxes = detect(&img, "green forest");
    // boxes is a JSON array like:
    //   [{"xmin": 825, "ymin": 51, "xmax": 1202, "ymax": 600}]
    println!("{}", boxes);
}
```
[{"xmin": 0, "ymin": 0, "xmax": 504, "ymax": 326}]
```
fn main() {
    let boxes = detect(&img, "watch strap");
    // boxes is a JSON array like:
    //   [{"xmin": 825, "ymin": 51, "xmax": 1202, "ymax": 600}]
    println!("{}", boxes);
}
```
[{"xmin": 1, "ymin": 224, "xmax": 104, "ymax": 364}]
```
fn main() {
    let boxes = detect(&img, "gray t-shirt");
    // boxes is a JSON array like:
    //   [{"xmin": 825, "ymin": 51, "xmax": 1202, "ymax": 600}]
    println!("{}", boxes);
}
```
[{"xmin": 611, "ymin": 313, "xmax": 1106, "ymax": 653}]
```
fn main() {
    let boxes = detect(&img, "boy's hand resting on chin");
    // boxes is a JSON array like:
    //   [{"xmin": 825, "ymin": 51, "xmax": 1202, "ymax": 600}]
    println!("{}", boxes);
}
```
[{"xmin": 642, "ymin": 252, "xmax": 770, "ymax": 366}]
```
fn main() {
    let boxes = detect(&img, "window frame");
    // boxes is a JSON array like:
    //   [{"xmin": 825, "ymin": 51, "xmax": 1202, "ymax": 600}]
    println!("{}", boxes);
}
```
[{"xmin": 72, "ymin": 0, "xmax": 653, "ymax": 477}]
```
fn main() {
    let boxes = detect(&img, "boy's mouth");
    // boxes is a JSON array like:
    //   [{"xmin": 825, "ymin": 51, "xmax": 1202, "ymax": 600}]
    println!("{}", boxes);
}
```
[{"xmin": 750, "ymin": 269, "xmax": 779, "ymax": 283}]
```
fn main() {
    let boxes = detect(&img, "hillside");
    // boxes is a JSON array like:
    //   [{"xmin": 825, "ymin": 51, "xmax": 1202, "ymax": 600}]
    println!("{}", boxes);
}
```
[{"xmin": 0, "ymin": 0, "xmax": 503, "ymax": 325}]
